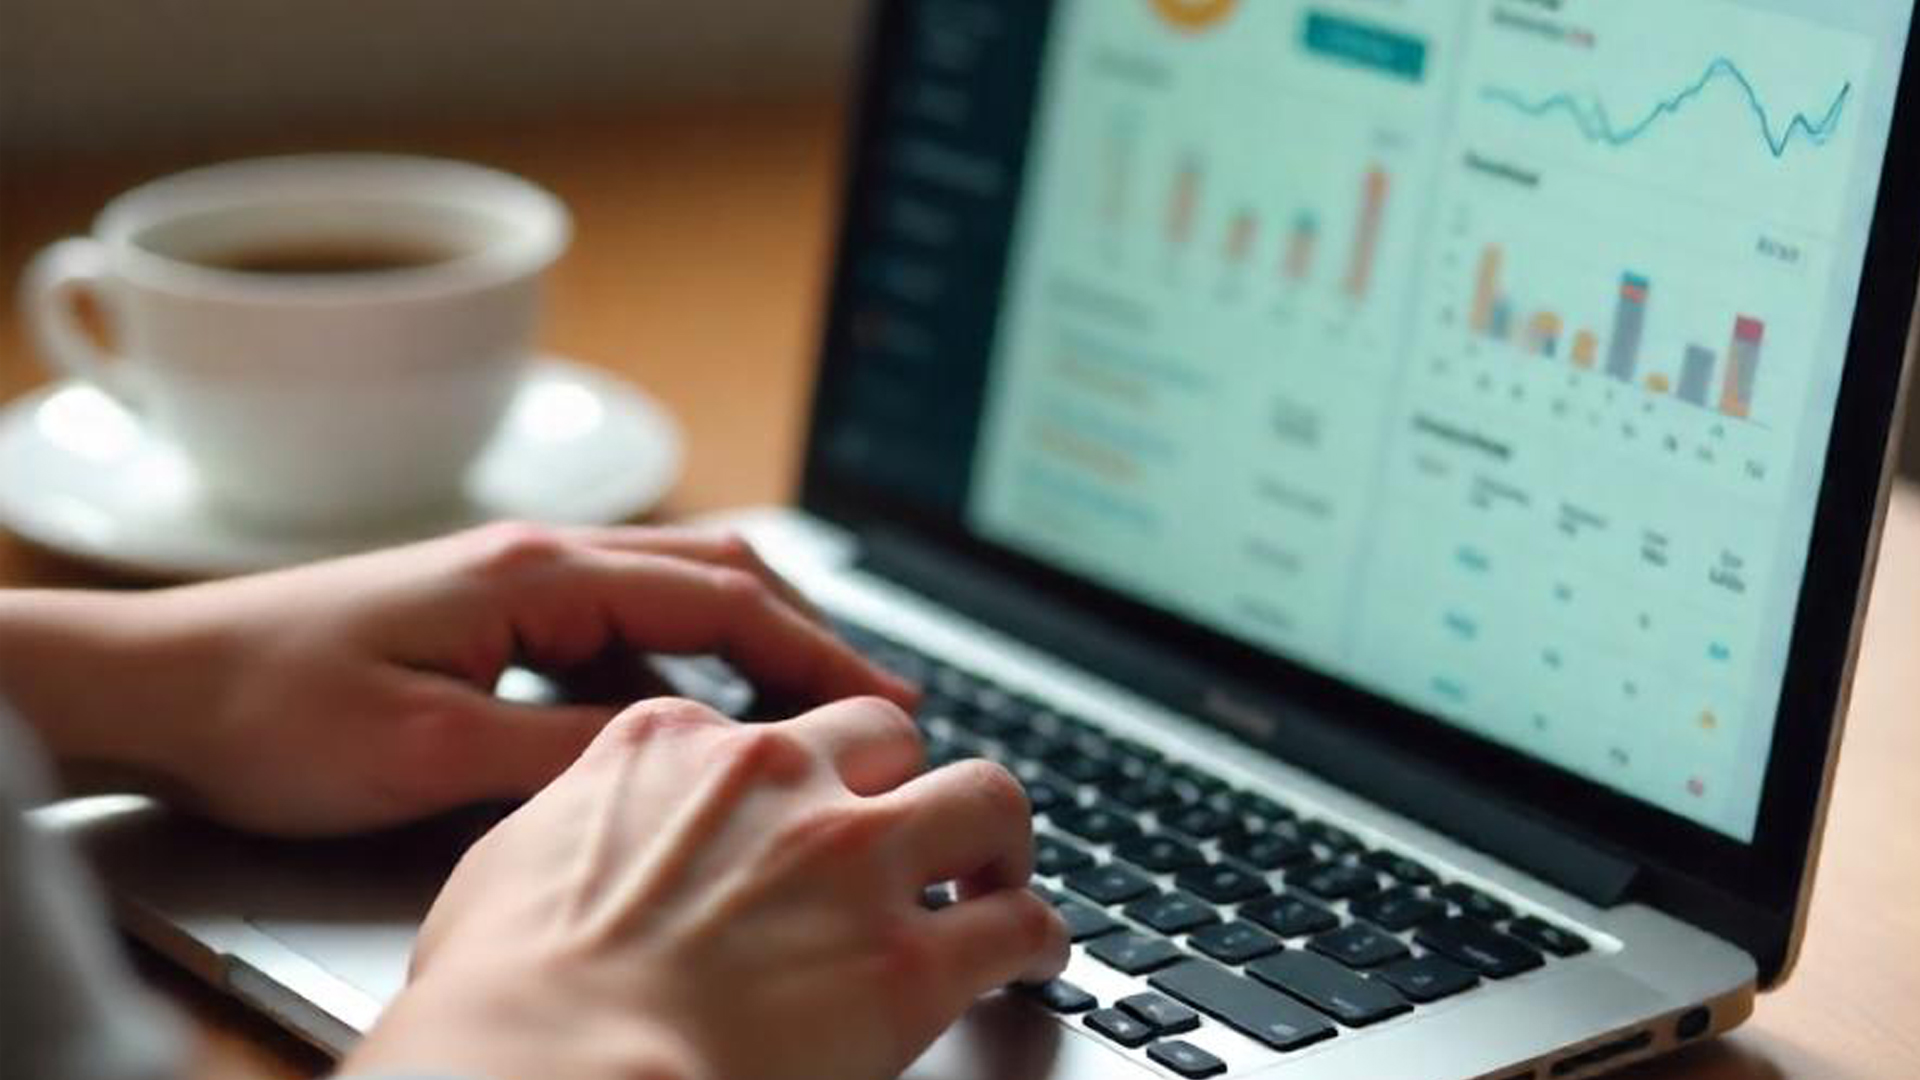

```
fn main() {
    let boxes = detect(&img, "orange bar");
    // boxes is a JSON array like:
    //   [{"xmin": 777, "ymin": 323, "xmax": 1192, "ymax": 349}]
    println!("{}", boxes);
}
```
[
  {"xmin": 1471, "ymin": 245, "xmax": 1503, "ymax": 333},
  {"xmin": 1527, "ymin": 310, "xmax": 1563, "ymax": 356},
  {"xmin": 1344, "ymin": 166, "xmax": 1389, "ymax": 299},
  {"xmin": 1572, "ymin": 329, "xmax": 1599, "ymax": 368},
  {"xmin": 1646, "ymin": 373, "xmax": 1673, "ymax": 393},
  {"xmin": 1225, "ymin": 208, "xmax": 1258, "ymax": 266},
  {"xmin": 1720, "ymin": 315, "xmax": 1764, "ymax": 419}
]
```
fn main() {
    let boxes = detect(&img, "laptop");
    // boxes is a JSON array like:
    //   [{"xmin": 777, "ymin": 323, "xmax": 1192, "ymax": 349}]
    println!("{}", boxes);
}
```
[{"xmin": 42, "ymin": 0, "xmax": 1920, "ymax": 1076}]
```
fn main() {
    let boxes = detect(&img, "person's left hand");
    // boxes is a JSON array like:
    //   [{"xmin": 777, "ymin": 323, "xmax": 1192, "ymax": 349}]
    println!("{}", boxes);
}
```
[{"xmin": 1, "ymin": 522, "xmax": 913, "ymax": 835}]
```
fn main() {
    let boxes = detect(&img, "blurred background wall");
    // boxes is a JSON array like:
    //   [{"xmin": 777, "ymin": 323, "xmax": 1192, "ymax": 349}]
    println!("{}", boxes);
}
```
[
  {"xmin": 5, "ymin": 0, "xmax": 1917, "ymax": 476},
  {"xmin": 1, "ymin": 0, "xmax": 864, "ymax": 156}
]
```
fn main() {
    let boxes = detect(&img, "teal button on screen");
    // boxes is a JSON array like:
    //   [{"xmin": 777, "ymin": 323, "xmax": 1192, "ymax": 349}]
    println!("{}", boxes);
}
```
[{"xmin": 1303, "ymin": 11, "xmax": 1428, "ymax": 82}]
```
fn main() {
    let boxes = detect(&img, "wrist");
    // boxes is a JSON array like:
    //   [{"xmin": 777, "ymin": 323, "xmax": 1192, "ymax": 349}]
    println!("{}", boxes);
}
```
[
  {"xmin": 344, "ymin": 963, "xmax": 709, "ymax": 1080},
  {"xmin": 0, "ymin": 589, "xmax": 210, "ymax": 792}
]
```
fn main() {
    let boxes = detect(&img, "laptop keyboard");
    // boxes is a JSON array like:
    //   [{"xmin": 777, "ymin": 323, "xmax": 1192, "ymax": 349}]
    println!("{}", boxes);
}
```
[{"xmin": 833, "ymin": 617, "xmax": 1594, "ymax": 1076}]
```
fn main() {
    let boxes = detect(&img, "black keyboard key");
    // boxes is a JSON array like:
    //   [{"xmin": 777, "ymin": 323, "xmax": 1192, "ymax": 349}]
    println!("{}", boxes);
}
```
[
  {"xmin": 921, "ymin": 883, "xmax": 954, "ymax": 910},
  {"xmin": 1109, "ymin": 774, "xmax": 1182, "ymax": 810},
  {"xmin": 1028, "ymin": 977, "xmax": 1096, "ymax": 1014},
  {"xmin": 1087, "ymin": 930, "xmax": 1185, "ymax": 975},
  {"xmin": 1058, "ymin": 901, "xmax": 1123, "ymax": 942},
  {"xmin": 1146, "ymin": 1040, "xmax": 1226, "ymax": 1079},
  {"xmin": 1376, "ymin": 954, "xmax": 1480, "ymax": 1003},
  {"xmin": 1115, "ymin": 833, "xmax": 1205, "ymax": 873},
  {"xmin": 971, "ymin": 684, "xmax": 1022, "ymax": 721},
  {"xmin": 925, "ymin": 738, "xmax": 976, "ymax": 769},
  {"xmin": 1416, "ymin": 917, "xmax": 1544, "ymax": 978},
  {"xmin": 1064, "ymin": 862, "xmax": 1157, "ymax": 906},
  {"xmin": 1149, "ymin": 959, "xmax": 1336, "ymax": 1052},
  {"xmin": 1248, "ymin": 950, "xmax": 1411, "ymax": 1027},
  {"xmin": 1029, "ymin": 881, "xmax": 1063, "ymax": 904},
  {"xmin": 1232, "ymin": 791, "xmax": 1293, "ymax": 825},
  {"xmin": 1046, "ymin": 749, "xmax": 1116, "ymax": 785},
  {"xmin": 1169, "ymin": 762, "xmax": 1230, "ymax": 795},
  {"xmin": 1003, "ymin": 729, "xmax": 1068, "ymax": 763},
  {"xmin": 1082, "ymin": 1007, "xmax": 1154, "ymax": 1049},
  {"xmin": 1349, "ymin": 886, "xmax": 1448, "ymax": 932},
  {"xmin": 1189, "ymin": 920, "xmax": 1283, "ymax": 965},
  {"xmin": 1021, "ymin": 777, "xmax": 1069, "ymax": 817},
  {"xmin": 1288, "ymin": 860, "xmax": 1381, "ymax": 901},
  {"xmin": 1035, "ymin": 834, "xmax": 1095, "ymax": 877},
  {"xmin": 1434, "ymin": 882, "xmax": 1514, "ymax": 923},
  {"xmin": 1118, "ymin": 991, "xmax": 1200, "ymax": 1034},
  {"xmin": 1125, "ymin": 890, "xmax": 1221, "ymax": 935},
  {"xmin": 1308, "ymin": 923, "xmax": 1410, "ymax": 969},
  {"xmin": 1300, "ymin": 819, "xmax": 1364, "ymax": 853},
  {"xmin": 1052, "ymin": 804, "xmax": 1143, "ymax": 845},
  {"xmin": 1162, "ymin": 803, "xmax": 1234, "ymax": 840},
  {"xmin": 1507, "ymin": 916, "xmax": 1590, "ymax": 957},
  {"xmin": 1177, "ymin": 862, "xmax": 1273, "ymax": 904},
  {"xmin": 931, "ymin": 666, "xmax": 976, "ymax": 701},
  {"xmin": 1362, "ymin": 850, "xmax": 1439, "ymax": 886},
  {"xmin": 1241, "ymin": 892, "xmax": 1339, "ymax": 938},
  {"xmin": 1219, "ymin": 828, "xmax": 1313, "ymax": 870},
  {"xmin": 950, "ymin": 701, "xmax": 1023, "ymax": 740},
  {"xmin": 871, "ymin": 648, "xmax": 930, "ymax": 686}
]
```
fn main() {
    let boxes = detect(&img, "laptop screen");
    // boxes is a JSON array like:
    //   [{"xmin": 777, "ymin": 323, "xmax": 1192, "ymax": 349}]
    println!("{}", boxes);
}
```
[{"xmin": 814, "ymin": 0, "xmax": 1915, "ymax": 842}]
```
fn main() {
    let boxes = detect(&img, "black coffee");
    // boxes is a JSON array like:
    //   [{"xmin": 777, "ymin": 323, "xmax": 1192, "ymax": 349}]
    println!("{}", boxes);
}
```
[{"xmin": 195, "ymin": 239, "xmax": 459, "ymax": 275}]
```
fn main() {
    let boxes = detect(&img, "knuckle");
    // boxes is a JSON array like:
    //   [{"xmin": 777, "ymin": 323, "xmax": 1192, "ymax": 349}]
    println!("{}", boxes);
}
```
[
  {"xmin": 601, "ymin": 696, "xmax": 725, "ymax": 749},
  {"xmin": 848, "ymin": 695, "xmax": 922, "ymax": 747},
  {"xmin": 951, "ymin": 758, "xmax": 1030, "ymax": 823},
  {"xmin": 468, "ymin": 520, "xmax": 567, "ymax": 578},
  {"xmin": 777, "ymin": 800, "xmax": 886, "ymax": 860},
  {"xmin": 712, "ymin": 724, "xmax": 814, "ymax": 786},
  {"xmin": 712, "ymin": 529, "xmax": 761, "ymax": 568},
  {"xmin": 1019, "ymin": 892, "xmax": 1067, "ymax": 954},
  {"xmin": 710, "ymin": 566, "xmax": 770, "ymax": 610}
]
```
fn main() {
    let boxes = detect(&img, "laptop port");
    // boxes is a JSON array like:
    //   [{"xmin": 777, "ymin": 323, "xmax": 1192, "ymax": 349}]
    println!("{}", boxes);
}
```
[
  {"xmin": 1550, "ymin": 1031, "xmax": 1653, "ymax": 1075},
  {"xmin": 1676, "ymin": 1006, "xmax": 1713, "ymax": 1041}
]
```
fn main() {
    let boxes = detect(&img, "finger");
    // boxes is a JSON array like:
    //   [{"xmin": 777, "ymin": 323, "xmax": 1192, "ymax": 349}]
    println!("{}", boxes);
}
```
[
  {"xmin": 878, "ymin": 759, "xmax": 1033, "ymax": 893},
  {"xmin": 404, "ymin": 677, "xmax": 616, "ymax": 801},
  {"xmin": 561, "ymin": 550, "xmax": 916, "ymax": 707},
  {"xmin": 569, "ymin": 526, "xmax": 824, "ymax": 622},
  {"xmin": 925, "ymin": 888, "xmax": 1070, "ymax": 998},
  {"xmin": 782, "ymin": 697, "xmax": 924, "ymax": 795}
]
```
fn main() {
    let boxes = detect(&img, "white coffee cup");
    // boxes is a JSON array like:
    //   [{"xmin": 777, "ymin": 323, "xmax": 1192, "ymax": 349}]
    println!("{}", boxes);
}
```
[{"xmin": 21, "ymin": 154, "xmax": 571, "ymax": 532}]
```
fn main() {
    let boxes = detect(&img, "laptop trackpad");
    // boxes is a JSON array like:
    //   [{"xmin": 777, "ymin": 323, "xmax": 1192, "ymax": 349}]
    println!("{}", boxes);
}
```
[{"xmin": 247, "ymin": 916, "xmax": 415, "ymax": 1003}]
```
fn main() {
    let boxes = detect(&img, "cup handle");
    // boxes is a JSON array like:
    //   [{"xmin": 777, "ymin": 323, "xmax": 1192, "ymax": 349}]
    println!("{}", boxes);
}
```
[{"xmin": 21, "ymin": 238, "xmax": 141, "ymax": 410}]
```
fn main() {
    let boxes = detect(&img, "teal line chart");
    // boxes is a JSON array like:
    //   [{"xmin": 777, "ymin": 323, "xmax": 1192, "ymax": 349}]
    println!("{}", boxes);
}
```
[{"xmin": 1479, "ymin": 57, "xmax": 1852, "ymax": 160}]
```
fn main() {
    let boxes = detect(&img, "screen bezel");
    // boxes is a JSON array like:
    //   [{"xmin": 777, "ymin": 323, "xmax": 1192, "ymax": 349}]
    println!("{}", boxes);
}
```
[{"xmin": 800, "ymin": 0, "xmax": 1920, "ymax": 981}]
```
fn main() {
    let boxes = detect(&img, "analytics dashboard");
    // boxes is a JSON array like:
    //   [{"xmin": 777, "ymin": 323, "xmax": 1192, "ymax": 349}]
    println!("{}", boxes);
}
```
[{"xmin": 970, "ymin": 0, "xmax": 1912, "ymax": 839}]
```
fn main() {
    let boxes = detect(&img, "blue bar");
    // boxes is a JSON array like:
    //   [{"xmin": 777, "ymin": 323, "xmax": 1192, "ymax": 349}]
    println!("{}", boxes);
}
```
[
  {"xmin": 1605, "ymin": 273, "xmax": 1651, "ymax": 383},
  {"xmin": 1303, "ymin": 12, "xmax": 1429, "ymax": 83}
]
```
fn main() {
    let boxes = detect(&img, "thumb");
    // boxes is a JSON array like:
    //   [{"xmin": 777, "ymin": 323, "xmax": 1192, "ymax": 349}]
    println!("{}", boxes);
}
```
[{"xmin": 422, "ymin": 683, "xmax": 617, "ymax": 801}]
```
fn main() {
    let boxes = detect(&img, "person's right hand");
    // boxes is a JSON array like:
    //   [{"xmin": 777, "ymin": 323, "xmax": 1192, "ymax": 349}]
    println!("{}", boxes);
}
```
[{"xmin": 340, "ymin": 695, "xmax": 1070, "ymax": 1080}]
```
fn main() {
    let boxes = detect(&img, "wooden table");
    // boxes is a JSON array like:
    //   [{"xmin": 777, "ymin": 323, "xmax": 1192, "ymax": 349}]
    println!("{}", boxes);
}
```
[{"xmin": 4, "ymin": 101, "xmax": 1918, "ymax": 1080}]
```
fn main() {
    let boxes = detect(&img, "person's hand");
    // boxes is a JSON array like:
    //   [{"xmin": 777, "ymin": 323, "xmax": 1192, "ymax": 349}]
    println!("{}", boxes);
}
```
[
  {"xmin": 0, "ymin": 522, "xmax": 912, "ymax": 835},
  {"xmin": 341, "ymin": 695, "xmax": 1069, "ymax": 1080}
]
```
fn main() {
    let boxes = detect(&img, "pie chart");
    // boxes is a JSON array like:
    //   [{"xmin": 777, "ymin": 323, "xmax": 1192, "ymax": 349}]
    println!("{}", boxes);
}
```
[{"xmin": 1151, "ymin": 0, "xmax": 1238, "ymax": 33}]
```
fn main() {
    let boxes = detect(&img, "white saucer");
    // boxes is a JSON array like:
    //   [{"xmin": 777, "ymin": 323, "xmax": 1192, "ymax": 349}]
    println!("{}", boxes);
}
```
[{"xmin": 0, "ymin": 357, "xmax": 683, "ymax": 578}]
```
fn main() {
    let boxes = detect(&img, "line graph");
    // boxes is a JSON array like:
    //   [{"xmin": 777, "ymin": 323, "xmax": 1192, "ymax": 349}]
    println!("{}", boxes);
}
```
[{"xmin": 1481, "ymin": 57, "xmax": 1852, "ymax": 160}]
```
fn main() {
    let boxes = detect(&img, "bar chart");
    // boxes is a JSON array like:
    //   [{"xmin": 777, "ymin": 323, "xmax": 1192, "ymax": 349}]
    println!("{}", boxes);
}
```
[
  {"xmin": 1465, "ymin": 242, "xmax": 1768, "ymax": 423},
  {"xmin": 1116, "ymin": 145, "xmax": 1395, "ymax": 307},
  {"xmin": 1079, "ymin": 78, "xmax": 1410, "ymax": 311}
]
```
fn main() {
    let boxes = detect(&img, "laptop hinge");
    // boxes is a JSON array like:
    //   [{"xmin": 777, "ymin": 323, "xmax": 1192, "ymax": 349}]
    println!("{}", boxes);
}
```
[{"xmin": 859, "ymin": 529, "xmax": 1642, "ymax": 908}]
